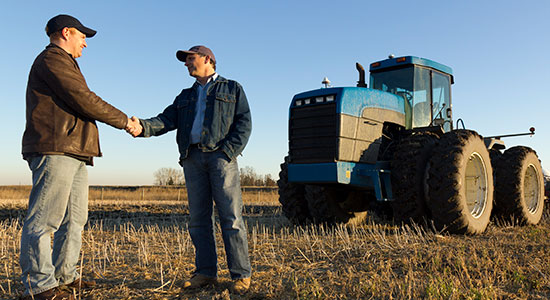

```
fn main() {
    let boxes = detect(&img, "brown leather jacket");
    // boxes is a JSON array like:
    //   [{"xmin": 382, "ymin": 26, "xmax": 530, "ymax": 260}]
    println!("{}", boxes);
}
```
[{"xmin": 22, "ymin": 44, "xmax": 128, "ymax": 163}]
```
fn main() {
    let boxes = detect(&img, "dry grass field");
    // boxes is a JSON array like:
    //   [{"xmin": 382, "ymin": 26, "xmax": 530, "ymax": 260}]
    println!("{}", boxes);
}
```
[{"xmin": 1, "ymin": 185, "xmax": 549, "ymax": 299}]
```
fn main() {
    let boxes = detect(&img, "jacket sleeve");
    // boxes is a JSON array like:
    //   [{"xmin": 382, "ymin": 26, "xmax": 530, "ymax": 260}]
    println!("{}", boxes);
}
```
[
  {"xmin": 41, "ymin": 50, "xmax": 128, "ymax": 129},
  {"xmin": 139, "ymin": 100, "xmax": 179, "ymax": 137},
  {"xmin": 220, "ymin": 82, "xmax": 252, "ymax": 160}
]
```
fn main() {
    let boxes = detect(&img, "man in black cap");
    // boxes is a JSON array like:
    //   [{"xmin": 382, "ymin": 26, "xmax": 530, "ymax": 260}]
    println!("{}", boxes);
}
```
[
  {"xmin": 20, "ymin": 14, "xmax": 141, "ymax": 300},
  {"xmin": 132, "ymin": 45, "xmax": 252, "ymax": 294}
]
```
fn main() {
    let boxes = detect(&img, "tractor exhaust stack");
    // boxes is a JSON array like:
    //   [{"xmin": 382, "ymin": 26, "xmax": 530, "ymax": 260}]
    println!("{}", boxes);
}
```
[{"xmin": 356, "ymin": 62, "xmax": 367, "ymax": 88}]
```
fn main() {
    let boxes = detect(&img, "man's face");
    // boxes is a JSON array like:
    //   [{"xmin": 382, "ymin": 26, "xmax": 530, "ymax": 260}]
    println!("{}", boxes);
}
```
[
  {"xmin": 66, "ymin": 28, "xmax": 87, "ymax": 58},
  {"xmin": 184, "ymin": 53, "xmax": 208, "ymax": 77}
]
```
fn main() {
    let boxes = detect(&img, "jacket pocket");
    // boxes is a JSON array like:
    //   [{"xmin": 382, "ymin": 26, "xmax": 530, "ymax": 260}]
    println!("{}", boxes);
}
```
[
  {"xmin": 215, "ymin": 93, "xmax": 236, "ymax": 103},
  {"xmin": 67, "ymin": 117, "xmax": 78, "ymax": 136},
  {"xmin": 176, "ymin": 98, "xmax": 191, "ymax": 109},
  {"xmin": 176, "ymin": 99, "xmax": 192, "ymax": 125},
  {"xmin": 215, "ymin": 93, "xmax": 236, "ymax": 117},
  {"xmin": 215, "ymin": 93, "xmax": 236, "ymax": 135}
]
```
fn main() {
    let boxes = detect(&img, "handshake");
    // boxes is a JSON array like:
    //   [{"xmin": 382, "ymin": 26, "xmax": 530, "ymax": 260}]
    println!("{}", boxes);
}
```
[{"xmin": 125, "ymin": 116, "xmax": 142, "ymax": 137}]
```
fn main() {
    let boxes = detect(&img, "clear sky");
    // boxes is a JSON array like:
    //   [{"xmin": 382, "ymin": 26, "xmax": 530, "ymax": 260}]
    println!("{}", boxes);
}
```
[{"xmin": 1, "ymin": 1, "xmax": 549, "ymax": 185}]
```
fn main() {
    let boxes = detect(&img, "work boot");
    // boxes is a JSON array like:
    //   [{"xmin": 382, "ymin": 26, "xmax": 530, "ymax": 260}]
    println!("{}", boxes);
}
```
[
  {"xmin": 182, "ymin": 274, "xmax": 217, "ymax": 290},
  {"xmin": 232, "ymin": 277, "xmax": 251, "ymax": 295},
  {"xmin": 65, "ymin": 277, "xmax": 96, "ymax": 290},
  {"xmin": 20, "ymin": 287, "xmax": 75, "ymax": 300}
]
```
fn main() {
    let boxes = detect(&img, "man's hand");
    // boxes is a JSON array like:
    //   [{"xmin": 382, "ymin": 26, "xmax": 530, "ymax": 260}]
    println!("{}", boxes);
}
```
[{"xmin": 125, "ymin": 116, "xmax": 143, "ymax": 137}]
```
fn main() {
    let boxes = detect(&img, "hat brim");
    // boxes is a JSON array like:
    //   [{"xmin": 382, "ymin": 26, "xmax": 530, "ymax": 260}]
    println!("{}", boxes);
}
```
[
  {"xmin": 76, "ymin": 25, "xmax": 97, "ymax": 38},
  {"xmin": 176, "ymin": 50, "xmax": 196, "ymax": 62}
]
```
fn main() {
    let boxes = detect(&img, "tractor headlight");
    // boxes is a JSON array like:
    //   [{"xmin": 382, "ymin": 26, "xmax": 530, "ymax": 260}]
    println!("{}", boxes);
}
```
[{"xmin": 295, "ymin": 95, "xmax": 335, "ymax": 106}]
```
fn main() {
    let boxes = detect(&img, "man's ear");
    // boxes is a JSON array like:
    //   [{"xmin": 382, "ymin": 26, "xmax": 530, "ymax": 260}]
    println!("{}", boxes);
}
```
[{"xmin": 61, "ymin": 27, "xmax": 71, "ymax": 40}]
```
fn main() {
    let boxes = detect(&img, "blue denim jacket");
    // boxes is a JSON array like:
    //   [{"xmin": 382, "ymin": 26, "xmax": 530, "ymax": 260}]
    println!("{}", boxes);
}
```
[{"xmin": 140, "ymin": 75, "xmax": 252, "ymax": 165}]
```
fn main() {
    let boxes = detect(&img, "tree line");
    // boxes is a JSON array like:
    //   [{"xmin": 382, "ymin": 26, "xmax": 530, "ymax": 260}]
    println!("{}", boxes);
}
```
[{"xmin": 154, "ymin": 166, "xmax": 277, "ymax": 186}]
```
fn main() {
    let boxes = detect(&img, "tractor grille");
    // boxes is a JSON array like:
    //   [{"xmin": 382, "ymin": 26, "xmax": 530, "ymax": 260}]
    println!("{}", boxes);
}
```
[{"xmin": 289, "ymin": 103, "xmax": 337, "ymax": 163}]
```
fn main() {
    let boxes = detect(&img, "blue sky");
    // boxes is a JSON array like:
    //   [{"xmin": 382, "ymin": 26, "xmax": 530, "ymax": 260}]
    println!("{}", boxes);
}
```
[{"xmin": 1, "ymin": 1, "xmax": 549, "ymax": 185}]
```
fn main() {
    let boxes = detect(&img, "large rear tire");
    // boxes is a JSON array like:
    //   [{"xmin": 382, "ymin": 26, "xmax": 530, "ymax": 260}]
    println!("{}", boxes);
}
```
[
  {"xmin": 306, "ymin": 185, "xmax": 369, "ymax": 226},
  {"xmin": 277, "ymin": 157, "xmax": 310, "ymax": 224},
  {"xmin": 427, "ymin": 130, "xmax": 494, "ymax": 234},
  {"xmin": 391, "ymin": 132, "xmax": 438, "ymax": 224},
  {"xmin": 493, "ymin": 146, "xmax": 545, "ymax": 225}
]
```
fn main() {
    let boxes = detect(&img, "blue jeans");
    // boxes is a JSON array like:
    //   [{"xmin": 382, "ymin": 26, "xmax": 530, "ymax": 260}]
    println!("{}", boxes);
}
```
[
  {"xmin": 183, "ymin": 148, "xmax": 251, "ymax": 279},
  {"xmin": 20, "ymin": 155, "xmax": 88, "ymax": 295}
]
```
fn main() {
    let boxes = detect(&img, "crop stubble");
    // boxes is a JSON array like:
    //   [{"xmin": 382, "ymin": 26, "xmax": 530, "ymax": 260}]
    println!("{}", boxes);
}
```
[{"xmin": 1, "ymin": 187, "xmax": 549, "ymax": 299}]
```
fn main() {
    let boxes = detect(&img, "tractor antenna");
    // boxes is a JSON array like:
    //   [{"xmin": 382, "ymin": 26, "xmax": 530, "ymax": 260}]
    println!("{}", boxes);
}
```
[{"xmin": 356, "ymin": 63, "xmax": 367, "ymax": 88}]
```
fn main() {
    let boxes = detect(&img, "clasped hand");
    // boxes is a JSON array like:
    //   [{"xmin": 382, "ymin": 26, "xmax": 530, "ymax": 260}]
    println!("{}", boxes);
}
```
[{"xmin": 125, "ymin": 116, "xmax": 142, "ymax": 137}]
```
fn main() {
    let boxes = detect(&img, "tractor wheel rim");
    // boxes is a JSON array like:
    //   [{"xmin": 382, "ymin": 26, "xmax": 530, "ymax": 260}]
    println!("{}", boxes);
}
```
[
  {"xmin": 524, "ymin": 164, "xmax": 540, "ymax": 214},
  {"xmin": 465, "ymin": 152, "xmax": 488, "ymax": 218}
]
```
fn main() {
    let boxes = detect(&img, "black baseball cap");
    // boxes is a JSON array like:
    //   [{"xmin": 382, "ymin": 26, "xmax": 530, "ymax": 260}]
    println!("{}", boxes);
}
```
[
  {"xmin": 46, "ymin": 14, "xmax": 97, "ymax": 38},
  {"xmin": 176, "ymin": 45, "xmax": 216, "ymax": 63}
]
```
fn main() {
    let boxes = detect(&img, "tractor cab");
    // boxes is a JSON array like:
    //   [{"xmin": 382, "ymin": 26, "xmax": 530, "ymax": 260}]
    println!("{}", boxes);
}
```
[{"xmin": 369, "ymin": 56, "xmax": 454, "ymax": 132}]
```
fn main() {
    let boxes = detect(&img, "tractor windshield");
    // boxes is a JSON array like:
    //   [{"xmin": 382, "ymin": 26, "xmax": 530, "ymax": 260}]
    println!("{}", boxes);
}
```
[{"xmin": 370, "ymin": 67, "xmax": 414, "ymax": 128}]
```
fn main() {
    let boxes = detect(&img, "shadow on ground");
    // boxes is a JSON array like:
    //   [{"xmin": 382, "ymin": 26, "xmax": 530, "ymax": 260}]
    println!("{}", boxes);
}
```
[{"xmin": 0, "ymin": 203, "xmax": 287, "ymax": 231}]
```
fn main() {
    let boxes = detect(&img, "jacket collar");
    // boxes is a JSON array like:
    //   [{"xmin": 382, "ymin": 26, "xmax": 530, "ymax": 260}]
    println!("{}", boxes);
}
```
[
  {"xmin": 191, "ymin": 74, "xmax": 227, "ymax": 90},
  {"xmin": 47, "ymin": 43, "xmax": 74, "ymax": 58},
  {"xmin": 46, "ymin": 43, "xmax": 79, "ymax": 67}
]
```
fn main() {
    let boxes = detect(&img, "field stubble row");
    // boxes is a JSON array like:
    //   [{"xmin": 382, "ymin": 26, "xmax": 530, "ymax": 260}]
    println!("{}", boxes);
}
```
[
  {"xmin": 1, "ymin": 187, "xmax": 549, "ymax": 299},
  {"xmin": 0, "ymin": 185, "xmax": 277, "ymax": 202}
]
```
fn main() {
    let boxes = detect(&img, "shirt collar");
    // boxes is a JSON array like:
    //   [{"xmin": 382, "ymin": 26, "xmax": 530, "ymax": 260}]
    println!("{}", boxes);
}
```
[{"xmin": 196, "ymin": 73, "xmax": 218, "ymax": 87}]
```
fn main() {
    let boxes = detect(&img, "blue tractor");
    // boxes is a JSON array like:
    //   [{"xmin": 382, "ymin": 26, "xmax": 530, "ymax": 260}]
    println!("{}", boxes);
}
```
[{"xmin": 278, "ymin": 55, "xmax": 545, "ymax": 234}]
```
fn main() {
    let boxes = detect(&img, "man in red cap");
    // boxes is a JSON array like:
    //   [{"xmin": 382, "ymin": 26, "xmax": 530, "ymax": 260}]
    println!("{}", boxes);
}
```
[
  {"xmin": 132, "ymin": 45, "xmax": 252, "ymax": 295},
  {"xmin": 20, "ymin": 14, "xmax": 141, "ymax": 300}
]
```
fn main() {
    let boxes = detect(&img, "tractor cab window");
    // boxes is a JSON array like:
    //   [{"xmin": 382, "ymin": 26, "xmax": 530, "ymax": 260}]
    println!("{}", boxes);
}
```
[
  {"xmin": 432, "ymin": 71, "xmax": 452, "ymax": 131},
  {"xmin": 412, "ymin": 68, "xmax": 432, "ymax": 127},
  {"xmin": 412, "ymin": 67, "xmax": 452, "ymax": 130},
  {"xmin": 370, "ymin": 67, "xmax": 414, "ymax": 128}
]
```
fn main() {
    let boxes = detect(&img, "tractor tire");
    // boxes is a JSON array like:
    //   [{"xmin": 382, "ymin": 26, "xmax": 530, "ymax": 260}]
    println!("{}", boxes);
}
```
[
  {"xmin": 305, "ymin": 185, "xmax": 369, "ymax": 226},
  {"xmin": 391, "ymin": 132, "xmax": 438, "ymax": 224},
  {"xmin": 489, "ymin": 148, "xmax": 502, "ymax": 205},
  {"xmin": 493, "ymin": 146, "xmax": 545, "ymax": 225},
  {"xmin": 489, "ymin": 148, "xmax": 503, "ymax": 164},
  {"xmin": 277, "ymin": 157, "xmax": 310, "ymax": 224},
  {"xmin": 426, "ymin": 130, "xmax": 494, "ymax": 234}
]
